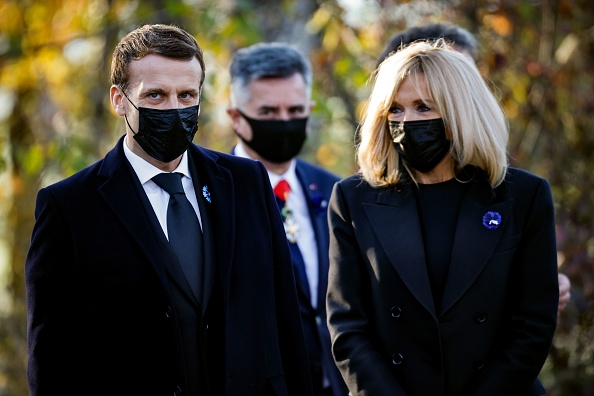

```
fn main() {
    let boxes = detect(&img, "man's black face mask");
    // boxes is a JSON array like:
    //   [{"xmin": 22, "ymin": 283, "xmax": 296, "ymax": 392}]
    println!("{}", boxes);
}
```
[
  {"xmin": 237, "ymin": 110, "xmax": 308, "ymax": 163},
  {"xmin": 122, "ymin": 90, "xmax": 199, "ymax": 163}
]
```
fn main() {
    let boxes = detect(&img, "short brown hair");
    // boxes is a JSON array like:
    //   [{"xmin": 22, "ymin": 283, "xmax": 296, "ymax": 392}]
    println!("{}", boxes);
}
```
[{"xmin": 110, "ymin": 24, "xmax": 205, "ymax": 93}]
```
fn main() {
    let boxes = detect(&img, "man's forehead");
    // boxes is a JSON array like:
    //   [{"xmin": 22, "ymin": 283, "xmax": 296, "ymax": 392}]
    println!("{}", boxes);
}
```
[{"xmin": 127, "ymin": 55, "xmax": 202, "ymax": 87}]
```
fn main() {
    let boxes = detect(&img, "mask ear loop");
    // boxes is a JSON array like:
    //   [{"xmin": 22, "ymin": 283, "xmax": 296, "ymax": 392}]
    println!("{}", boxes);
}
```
[{"xmin": 119, "ymin": 87, "xmax": 140, "ymax": 135}]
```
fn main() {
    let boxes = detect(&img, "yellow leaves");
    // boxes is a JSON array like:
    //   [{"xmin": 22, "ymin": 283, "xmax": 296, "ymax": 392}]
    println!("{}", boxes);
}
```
[
  {"xmin": 510, "ymin": 75, "xmax": 528, "ymax": 104},
  {"xmin": 1, "ymin": 58, "xmax": 34, "ymax": 90},
  {"xmin": 503, "ymin": 99, "xmax": 519, "ymax": 120},
  {"xmin": 322, "ymin": 19, "xmax": 341, "ymax": 51},
  {"xmin": 316, "ymin": 143, "xmax": 338, "ymax": 168},
  {"xmin": 0, "ymin": 46, "xmax": 70, "ymax": 92},
  {"xmin": 0, "ymin": 1, "xmax": 23, "ymax": 34},
  {"xmin": 484, "ymin": 14, "xmax": 512, "ymax": 37},
  {"xmin": 307, "ymin": 6, "xmax": 352, "ymax": 53},
  {"xmin": 23, "ymin": 2, "xmax": 55, "ymax": 49},
  {"xmin": 37, "ymin": 47, "xmax": 70, "ymax": 86},
  {"xmin": 22, "ymin": 143, "xmax": 45, "ymax": 177},
  {"xmin": 306, "ymin": 6, "xmax": 332, "ymax": 35}
]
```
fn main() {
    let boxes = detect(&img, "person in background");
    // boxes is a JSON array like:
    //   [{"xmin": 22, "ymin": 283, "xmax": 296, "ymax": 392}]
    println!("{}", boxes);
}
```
[
  {"xmin": 226, "ymin": 42, "xmax": 347, "ymax": 396},
  {"xmin": 327, "ymin": 40, "xmax": 558, "ymax": 395},
  {"xmin": 25, "ymin": 24, "xmax": 312, "ymax": 396},
  {"xmin": 377, "ymin": 23, "xmax": 479, "ymax": 66},
  {"xmin": 377, "ymin": 22, "xmax": 571, "ymax": 313}
]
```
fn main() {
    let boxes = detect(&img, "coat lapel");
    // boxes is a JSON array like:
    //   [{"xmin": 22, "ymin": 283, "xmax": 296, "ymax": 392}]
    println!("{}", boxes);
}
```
[
  {"xmin": 295, "ymin": 162, "xmax": 330, "ymax": 312},
  {"xmin": 187, "ymin": 145, "xmax": 235, "ymax": 313},
  {"xmin": 440, "ymin": 177, "xmax": 511, "ymax": 315},
  {"xmin": 187, "ymin": 152, "xmax": 213, "ymax": 315},
  {"xmin": 96, "ymin": 138, "xmax": 170, "ymax": 288},
  {"xmin": 364, "ymin": 187, "xmax": 436, "ymax": 317}
]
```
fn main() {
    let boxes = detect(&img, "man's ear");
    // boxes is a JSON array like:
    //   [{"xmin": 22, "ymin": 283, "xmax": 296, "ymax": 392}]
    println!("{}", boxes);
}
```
[
  {"xmin": 110, "ymin": 85, "xmax": 126, "ymax": 116},
  {"xmin": 226, "ymin": 108, "xmax": 241, "ymax": 129}
]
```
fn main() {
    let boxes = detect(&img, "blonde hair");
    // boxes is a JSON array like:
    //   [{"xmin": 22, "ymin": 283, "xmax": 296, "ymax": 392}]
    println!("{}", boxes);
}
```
[{"xmin": 357, "ymin": 40, "xmax": 508, "ymax": 188}]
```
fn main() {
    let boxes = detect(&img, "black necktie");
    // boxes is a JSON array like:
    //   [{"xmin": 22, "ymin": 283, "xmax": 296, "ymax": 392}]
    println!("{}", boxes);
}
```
[{"xmin": 152, "ymin": 172, "xmax": 203, "ymax": 301}]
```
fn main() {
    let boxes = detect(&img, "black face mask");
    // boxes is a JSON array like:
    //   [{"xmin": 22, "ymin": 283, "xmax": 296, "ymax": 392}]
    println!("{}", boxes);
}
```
[
  {"xmin": 389, "ymin": 118, "xmax": 450, "ymax": 173},
  {"xmin": 237, "ymin": 110, "xmax": 307, "ymax": 163},
  {"xmin": 123, "ymin": 91, "xmax": 199, "ymax": 163}
]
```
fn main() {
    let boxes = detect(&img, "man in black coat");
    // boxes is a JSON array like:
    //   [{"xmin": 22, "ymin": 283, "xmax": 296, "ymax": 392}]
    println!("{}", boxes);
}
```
[
  {"xmin": 25, "ymin": 24, "xmax": 312, "ymax": 396},
  {"xmin": 226, "ymin": 43, "xmax": 347, "ymax": 396}
]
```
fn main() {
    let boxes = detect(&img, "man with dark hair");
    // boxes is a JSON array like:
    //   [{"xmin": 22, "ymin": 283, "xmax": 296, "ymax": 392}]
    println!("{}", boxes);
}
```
[
  {"xmin": 377, "ymin": 23, "xmax": 478, "ymax": 67},
  {"xmin": 26, "ymin": 24, "xmax": 312, "ymax": 396},
  {"xmin": 377, "ymin": 23, "xmax": 571, "ymax": 314},
  {"xmin": 226, "ymin": 42, "xmax": 347, "ymax": 396}
]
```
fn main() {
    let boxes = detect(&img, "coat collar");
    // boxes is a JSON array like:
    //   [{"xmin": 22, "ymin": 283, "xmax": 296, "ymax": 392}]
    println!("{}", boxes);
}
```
[
  {"xmin": 97, "ymin": 137, "xmax": 236, "ymax": 316},
  {"xmin": 364, "ymin": 168, "xmax": 511, "ymax": 318},
  {"xmin": 295, "ymin": 159, "xmax": 330, "ymax": 217}
]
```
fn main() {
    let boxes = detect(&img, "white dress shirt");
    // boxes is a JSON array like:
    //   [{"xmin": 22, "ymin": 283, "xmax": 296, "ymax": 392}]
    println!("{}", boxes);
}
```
[
  {"xmin": 123, "ymin": 136, "xmax": 202, "ymax": 240},
  {"xmin": 235, "ymin": 142, "xmax": 319, "ymax": 308}
]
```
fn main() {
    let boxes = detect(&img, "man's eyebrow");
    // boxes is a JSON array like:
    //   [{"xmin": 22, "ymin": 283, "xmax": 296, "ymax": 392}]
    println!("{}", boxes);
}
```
[
  {"xmin": 179, "ymin": 88, "xmax": 200, "ymax": 96},
  {"xmin": 259, "ymin": 105, "xmax": 280, "ymax": 111},
  {"xmin": 140, "ymin": 88, "xmax": 167, "ymax": 96}
]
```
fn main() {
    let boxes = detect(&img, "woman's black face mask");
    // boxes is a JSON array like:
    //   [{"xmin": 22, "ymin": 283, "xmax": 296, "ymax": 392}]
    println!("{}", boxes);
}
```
[
  {"xmin": 122, "ymin": 90, "xmax": 199, "ymax": 163},
  {"xmin": 389, "ymin": 118, "xmax": 450, "ymax": 173},
  {"xmin": 237, "ymin": 110, "xmax": 307, "ymax": 164}
]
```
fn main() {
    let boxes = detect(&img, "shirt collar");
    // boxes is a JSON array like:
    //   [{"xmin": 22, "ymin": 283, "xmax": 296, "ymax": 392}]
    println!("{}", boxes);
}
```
[
  {"xmin": 234, "ymin": 141, "xmax": 298, "ymax": 189},
  {"xmin": 123, "ymin": 135, "xmax": 192, "ymax": 184}
]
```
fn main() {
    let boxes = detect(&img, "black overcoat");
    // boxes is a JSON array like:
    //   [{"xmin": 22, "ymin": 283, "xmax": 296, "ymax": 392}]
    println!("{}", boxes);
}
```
[
  {"xmin": 26, "ymin": 136, "xmax": 312, "ymax": 396},
  {"xmin": 327, "ymin": 168, "xmax": 558, "ymax": 396}
]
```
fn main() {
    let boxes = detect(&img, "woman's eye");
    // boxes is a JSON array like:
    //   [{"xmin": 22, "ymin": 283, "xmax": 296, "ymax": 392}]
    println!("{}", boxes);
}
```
[{"xmin": 388, "ymin": 106, "xmax": 401, "ymax": 114}]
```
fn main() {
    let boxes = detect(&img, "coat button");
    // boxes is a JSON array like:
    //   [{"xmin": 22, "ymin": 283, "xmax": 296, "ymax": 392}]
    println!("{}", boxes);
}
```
[
  {"xmin": 390, "ymin": 306, "xmax": 402, "ymax": 318},
  {"xmin": 475, "ymin": 312, "xmax": 487, "ymax": 323},
  {"xmin": 165, "ymin": 306, "xmax": 173, "ymax": 319},
  {"xmin": 391, "ymin": 353, "xmax": 404, "ymax": 365},
  {"xmin": 173, "ymin": 385, "xmax": 182, "ymax": 395}
]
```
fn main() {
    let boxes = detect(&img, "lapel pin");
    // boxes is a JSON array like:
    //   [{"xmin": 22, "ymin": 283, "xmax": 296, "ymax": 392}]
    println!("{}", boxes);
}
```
[
  {"xmin": 482, "ymin": 211, "xmax": 502, "ymax": 230},
  {"xmin": 202, "ymin": 185, "xmax": 211, "ymax": 203}
]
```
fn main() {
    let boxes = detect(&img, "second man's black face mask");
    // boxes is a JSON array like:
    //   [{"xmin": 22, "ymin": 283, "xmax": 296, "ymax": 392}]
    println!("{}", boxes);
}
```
[
  {"xmin": 389, "ymin": 118, "xmax": 451, "ymax": 174},
  {"xmin": 122, "ymin": 90, "xmax": 199, "ymax": 163},
  {"xmin": 237, "ymin": 110, "xmax": 308, "ymax": 164}
]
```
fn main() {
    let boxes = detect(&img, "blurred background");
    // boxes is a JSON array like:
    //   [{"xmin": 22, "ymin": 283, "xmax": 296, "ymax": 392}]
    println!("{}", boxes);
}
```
[{"xmin": 0, "ymin": 0, "xmax": 593, "ymax": 394}]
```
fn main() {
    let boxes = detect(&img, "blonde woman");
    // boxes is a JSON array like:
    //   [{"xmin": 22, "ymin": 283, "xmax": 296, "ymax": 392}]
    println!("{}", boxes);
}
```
[{"xmin": 326, "ymin": 41, "xmax": 558, "ymax": 395}]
